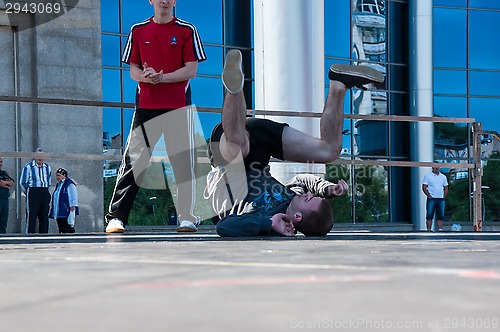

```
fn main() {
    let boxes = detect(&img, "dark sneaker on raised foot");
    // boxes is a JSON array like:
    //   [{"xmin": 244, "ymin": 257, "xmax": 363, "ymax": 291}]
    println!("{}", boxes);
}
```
[
  {"xmin": 222, "ymin": 49, "xmax": 244, "ymax": 94},
  {"xmin": 106, "ymin": 218, "xmax": 125, "ymax": 233},
  {"xmin": 329, "ymin": 64, "xmax": 384, "ymax": 90}
]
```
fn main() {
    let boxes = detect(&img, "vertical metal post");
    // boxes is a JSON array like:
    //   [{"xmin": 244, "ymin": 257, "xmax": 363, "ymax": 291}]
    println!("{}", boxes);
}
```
[
  {"xmin": 13, "ymin": 26, "xmax": 22, "ymax": 231},
  {"xmin": 472, "ymin": 122, "xmax": 483, "ymax": 231}
]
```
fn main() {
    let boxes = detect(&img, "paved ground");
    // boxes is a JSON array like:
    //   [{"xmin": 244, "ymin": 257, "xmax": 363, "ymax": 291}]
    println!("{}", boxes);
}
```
[{"xmin": 1, "ymin": 228, "xmax": 500, "ymax": 332}]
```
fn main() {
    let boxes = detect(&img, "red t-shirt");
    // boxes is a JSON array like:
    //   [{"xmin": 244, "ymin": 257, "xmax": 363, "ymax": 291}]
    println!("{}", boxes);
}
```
[{"xmin": 122, "ymin": 17, "xmax": 207, "ymax": 109}]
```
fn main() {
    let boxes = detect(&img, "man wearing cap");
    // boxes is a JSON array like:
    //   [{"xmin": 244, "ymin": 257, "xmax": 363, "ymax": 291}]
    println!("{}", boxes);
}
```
[{"xmin": 19, "ymin": 148, "xmax": 52, "ymax": 233}]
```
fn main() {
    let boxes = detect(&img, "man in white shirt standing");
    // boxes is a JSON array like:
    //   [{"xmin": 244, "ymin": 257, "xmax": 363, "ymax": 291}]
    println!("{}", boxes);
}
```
[{"xmin": 422, "ymin": 167, "xmax": 449, "ymax": 231}]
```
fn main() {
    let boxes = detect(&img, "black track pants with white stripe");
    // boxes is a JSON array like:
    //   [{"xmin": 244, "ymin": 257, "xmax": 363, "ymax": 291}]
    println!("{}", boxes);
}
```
[{"xmin": 106, "ymin": 107, "xmax": 198, "ymax": 225}]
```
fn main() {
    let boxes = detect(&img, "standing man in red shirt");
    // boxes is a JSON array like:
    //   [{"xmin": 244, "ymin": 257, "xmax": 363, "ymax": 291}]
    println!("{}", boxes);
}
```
[{"xmin": 106, "ymin": 0, "xmax": 206, "ymax": 233}]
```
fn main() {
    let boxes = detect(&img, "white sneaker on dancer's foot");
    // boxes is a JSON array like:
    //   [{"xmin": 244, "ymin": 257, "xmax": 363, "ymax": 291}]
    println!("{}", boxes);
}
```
[
  {"xmin": 328, "ymin": 64, "xmax": 384, "ymax": 90},
  {"xmin": 106, "ymin": 218, "xmax": 125, "ymax": 233},
  {"xmin": 176, "ymin": 220, "xmax": 198, "ymax": 233},
  {"xmin": 222, "ymin": 49, "xmax": 244, "ymax": 94}
]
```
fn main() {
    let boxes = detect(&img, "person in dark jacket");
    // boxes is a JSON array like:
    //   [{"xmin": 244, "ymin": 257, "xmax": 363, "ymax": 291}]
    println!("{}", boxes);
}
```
[
  {"xmin": 49, "ymin": 168, "xmax": 78, "ymax": 233},
  {"xmin": 205, "ymin": 49, "xmax": 384, "ymax": 237},
  {"xmin": 0, "ymin": 157, "xmax": 15, "ymax": 234}
]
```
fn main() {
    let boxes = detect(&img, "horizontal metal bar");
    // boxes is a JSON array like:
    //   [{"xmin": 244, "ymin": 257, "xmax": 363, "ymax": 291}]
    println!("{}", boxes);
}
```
[
  {"xmin": 329, "ymin": 159, "xmax": 475, "ymax": 169},
  {"xmin": 270, "ymin": 158, "xmax": 474, "ymax": 169},
  {"xmin": 0, "ymin": 95, "xmax": 475, "ymax": 123},
  {"xmin": 199, "ymin": 107, "xmax": 476, "ymax": 123},
  {"xmin": 0, "ymin": 95, "xmax": 135, "ymax": 109},
  {"xmin": 0, "ymin": 151, "xmax": 123, "ymax": 161},
  {"xmin": 0, "ymin": 152, "xmax": 474, "ymax": 169}
]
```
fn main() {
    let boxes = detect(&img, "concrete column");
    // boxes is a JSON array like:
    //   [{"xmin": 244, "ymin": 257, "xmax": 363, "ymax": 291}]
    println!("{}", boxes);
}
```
[
  {"xmin": 253, "ymin": 0, "xmax": 325, "ymax": 181},
  {"xmin": 409, "ymin": 0, "xmax": 434, "ymax": 230}
]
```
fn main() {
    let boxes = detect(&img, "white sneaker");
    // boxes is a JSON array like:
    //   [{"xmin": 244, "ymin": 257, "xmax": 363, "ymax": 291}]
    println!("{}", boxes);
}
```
[
  {"xmin": 222, "ymin": 49, "xmax": 244, "ymax": 94},
  {"xmin": 176, "ymin": 220, "xmax": 198, "ymax": 233},
  {"xmin": 106, "ymin": 218, "xmax": 125, "ymax": 233}
]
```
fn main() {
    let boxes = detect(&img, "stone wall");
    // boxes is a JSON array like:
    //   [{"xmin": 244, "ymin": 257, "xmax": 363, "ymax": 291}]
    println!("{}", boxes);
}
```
[{"xmin": 0, "ymin": 0, "xmax": 104, "ymax": 233}]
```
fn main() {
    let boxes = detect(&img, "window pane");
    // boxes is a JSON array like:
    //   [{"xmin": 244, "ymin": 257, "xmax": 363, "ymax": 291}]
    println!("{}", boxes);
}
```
[
  {"xmin": 433, "ymin": 8, "xmax": 466, "ymax": 68},
  {"xmin": 435, "ymin": 147, "xmax": 469, "ymax": 167},
  {"xmin": 388, "ymin": 91, "xmax": 408, "ymax": 116},
  {"xmin": 470, "ymin": 0, "xmax": 500, "ymax": 9},
  {"xmin": 354, "ymin": 165, "xmax": 388, "ymax": 223},
  {"xmin": 355, "ymin": 121, "xmax": 388, "ymax": 157},
  {"xmin": 191, "ymin": 77, "xmax": 223, "ymax": 108},
  {"xmin": 470, "ymin": 71, "xmax": 500, "ymax": 97},
  {"xmin": 434, "ymin": 0, "xmax": 467, "ymax": 7},
  {"xmin": 122, "ymin": 0, "xmax": 152, "ymax": 33},
  {"xmin": 101, "ymin": 0, "xmax": 119, "ymax": 33},
  {"xmin": 433, "ymin": 97, "xmax": 468, "ymax": 162},
  {"xmin": 326, "ymin": 164, "xmax": 352, "ymax": 222},
  {"xmin": 190, "ymin": 77, "xmax": 223, "ymax": 139},
  {"xmin": 122, "ymin": 70, "xmax": 137, "ymax": 104},
  {"xmin": 341, "ymin": 119, "xmax": 353, "ymax": 155},
  {"xmin": 121, "ymin": 36, "xmax": 130, "ymax": 68},
  {"xmin": 102, "ymin": 34, "xmax": 121, "ymax": 67},
  {"xmin": 388, "ymin": 0, "xmax": 407, "ymax": 64},
  {"xmin": 250, "ymin": 47, "xmax": 255, "ymax": 76},
  {"xmin": 103, "ymin": 108, "xmax": 122, "ymax": 147},
  {"xmin": 175, "ymin": 0, "xmax": 222, "ymax": 44},
  {"xmin": 352, "ymin": 0, "xmax": 387, "ymax": 70},
  {"xmin": 434, "ymin": 70, "xmax": 466, "ymax": 95},
  {"xmin": 434, "ymin": 97, "xmax": 467, "ymax": 118},
  {"xmin": 470, "ymin": 98, "xmax": 500, "ymax": 134},
  {"xmin": 352, "ymin": 76, "xmax": 386, "ymax": 116},
  {"xmin": 389, "ymin": 121, "xmax": 409, "ymax": 159},
  {"xmin": 123, "ymin": 108, "xmax": 135, "ymax": 144},
  {"xmin": 389, "ymin": 93, "xmax": 410, "ymax": 159},
  {"xmin": 102, "ymin": 69, "xmax": 121, "ymax": 102},
  {"xmin": 470, "ymin": 11, "xmax": 500, "ymax": 70},
  {"xmin": 324, "ymin": 86, "xmax": 352, "ymax": 153},
  {"xmin": 445, "ymin": 175, "xmax": 470, "ymax": 223},
  {"xmin": 197, "ymin": 113, "xmax": 222, "ymax": 140},
  {"xmin": 191, "ymin": 76, "xmax": 223, "ymax": 139},
  {"xmin": 250, "ymin": 1, "xmax": 255, "ymax": 49},
  {"xmin": 325, "ymin": 0, "xmax": 351, "ymax": 58},
  {"xmin": 388, "ymin": 64, "xmax": 407, "ymax": 93},
  {"xmin": 197, "ymin": 46, "xmax": 223, "ymax": 77}
]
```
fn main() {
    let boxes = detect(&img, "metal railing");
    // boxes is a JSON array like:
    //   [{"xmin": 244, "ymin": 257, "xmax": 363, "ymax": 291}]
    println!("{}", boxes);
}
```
[{"xmin": 0, "ymin": 94, "xmax": 485, "ymax": 230}]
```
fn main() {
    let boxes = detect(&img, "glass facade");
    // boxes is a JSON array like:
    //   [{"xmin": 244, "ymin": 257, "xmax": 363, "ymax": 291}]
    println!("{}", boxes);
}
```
[
  {"xmin": 100, "ymin": 0, "xmax": 500, "ymax": 225},
  {"xmin": 325, "ymin": 0, "xmax": 408, "ymax": 223},
  {"xmin": 433, "ymin": 1, "xmax": 500, "ymax": 223}
]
